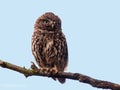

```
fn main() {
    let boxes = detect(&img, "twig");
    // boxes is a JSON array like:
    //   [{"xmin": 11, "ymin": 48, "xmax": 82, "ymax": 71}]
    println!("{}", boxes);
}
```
[{"xmin": 0, "ymin": 59, "xmax": 120, "ymax": 90}]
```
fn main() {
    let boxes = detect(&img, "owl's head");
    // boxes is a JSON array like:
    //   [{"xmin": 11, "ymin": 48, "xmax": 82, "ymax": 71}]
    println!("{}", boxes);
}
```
[{"xmin": 34, "ymin": 12, "xmax": 61, "ymax": 31}]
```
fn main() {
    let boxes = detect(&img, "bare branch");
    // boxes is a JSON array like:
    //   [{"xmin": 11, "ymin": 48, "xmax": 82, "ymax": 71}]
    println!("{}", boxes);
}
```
[{"xmin": 0, "ymin": 59, "xmax": 120, "ymax": 90}]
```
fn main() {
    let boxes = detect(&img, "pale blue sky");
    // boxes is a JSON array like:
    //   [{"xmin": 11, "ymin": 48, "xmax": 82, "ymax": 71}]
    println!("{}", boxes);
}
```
[{"xmin": 0, "ymin": 0, "xmax": 120, "ymax": 90}]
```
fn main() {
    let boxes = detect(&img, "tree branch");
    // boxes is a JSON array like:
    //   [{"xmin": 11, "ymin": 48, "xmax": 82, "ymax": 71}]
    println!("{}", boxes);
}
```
[{"xmin": 0, "ymin": 59, "xmax": 120, "ymax": 90}]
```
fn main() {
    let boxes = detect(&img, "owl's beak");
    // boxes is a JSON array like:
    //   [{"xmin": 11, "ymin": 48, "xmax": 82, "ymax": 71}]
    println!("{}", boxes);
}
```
[
  {"xmin": 51, "ymin": 24, "xmax": 54, "ymax": 28},
  {"xmin": 50, "ymin": 21, "xmax": 55, "ymax": 28}
]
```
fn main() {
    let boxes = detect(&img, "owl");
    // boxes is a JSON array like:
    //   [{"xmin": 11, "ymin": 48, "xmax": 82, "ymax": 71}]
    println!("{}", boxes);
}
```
[{"xmin": 32, "ymin": 12, "xmax": 68, "ymax": 83}]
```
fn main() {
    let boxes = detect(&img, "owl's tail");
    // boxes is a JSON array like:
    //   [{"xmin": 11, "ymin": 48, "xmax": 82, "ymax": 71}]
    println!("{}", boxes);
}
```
[
  {"xmin": 52, "ymin": 77, "xmax": 66, "ymax": 84},
  {"xmin": 58, "ymin": 78, "xmax": 66, "ymax": 84}
]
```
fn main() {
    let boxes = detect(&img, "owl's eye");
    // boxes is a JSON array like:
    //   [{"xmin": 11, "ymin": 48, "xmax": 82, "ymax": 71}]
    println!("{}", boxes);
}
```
[{"xmin": 43, "ymin": 20, "xmax": 49, "ymax": 24}]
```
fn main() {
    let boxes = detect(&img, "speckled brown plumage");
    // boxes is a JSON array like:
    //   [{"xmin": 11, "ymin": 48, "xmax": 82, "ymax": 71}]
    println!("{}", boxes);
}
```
[{"xmin": 32, "ymin": 12, "xmax": 68, "ymax": 83}]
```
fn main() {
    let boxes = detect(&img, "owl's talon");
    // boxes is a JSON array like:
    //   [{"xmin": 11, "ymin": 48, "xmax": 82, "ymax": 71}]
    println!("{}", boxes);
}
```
[
  {"xmin": 49, "ymin": 68, "xmax": 58, "ymax": 74},
  {"xmin": 39, "ymin": 68, "xmax": 50, "ymax": 74}
]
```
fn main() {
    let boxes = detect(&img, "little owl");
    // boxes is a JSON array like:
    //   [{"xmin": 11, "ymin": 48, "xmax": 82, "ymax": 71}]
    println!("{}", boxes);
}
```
[{"xmin": 32, "ymin": 12, "xmax": 68, "ymax": 83}]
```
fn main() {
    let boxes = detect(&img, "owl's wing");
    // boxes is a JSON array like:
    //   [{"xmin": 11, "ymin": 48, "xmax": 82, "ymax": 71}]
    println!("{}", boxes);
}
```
[
  {"xmin": 32, "ymin": 31, "xmax": 47, "ymax": 67},
  {"xmin": 56, "ymin": 33, "xmax": 68, "ymax": 71}
]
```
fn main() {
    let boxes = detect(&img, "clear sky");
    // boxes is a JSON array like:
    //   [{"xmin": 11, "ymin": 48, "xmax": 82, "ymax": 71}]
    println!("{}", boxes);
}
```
[{"xmin": 0, "ymin": 0, "xmax": 120, "ymax": 90}]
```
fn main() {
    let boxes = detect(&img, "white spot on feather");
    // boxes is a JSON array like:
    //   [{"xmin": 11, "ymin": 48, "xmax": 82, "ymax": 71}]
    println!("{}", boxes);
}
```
[{"xmin": 44, "ymin": 40, "xmax": 53, "ymax": 52}]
